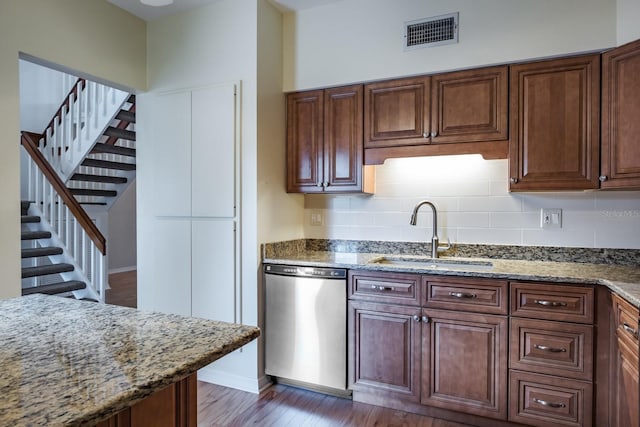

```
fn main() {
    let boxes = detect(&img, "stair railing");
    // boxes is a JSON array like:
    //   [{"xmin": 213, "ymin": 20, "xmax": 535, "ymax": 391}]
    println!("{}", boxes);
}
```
[
  {"xmin": 21, "ymin": 132, "xmax": 106, "ymax": 302},
  {"xmin": 37, "ymin": 78, "xmax": 130, "ymax": 182}
]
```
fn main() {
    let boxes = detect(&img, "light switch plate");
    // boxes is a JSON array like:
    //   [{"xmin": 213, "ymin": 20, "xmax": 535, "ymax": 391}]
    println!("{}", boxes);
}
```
[
  {"xmin": 310, "ymin": 210, "xmax": 324, "ymax": 226},
  {"xmin": 541, "ymin": 208, "xmax": 562, "ymax": 229}
]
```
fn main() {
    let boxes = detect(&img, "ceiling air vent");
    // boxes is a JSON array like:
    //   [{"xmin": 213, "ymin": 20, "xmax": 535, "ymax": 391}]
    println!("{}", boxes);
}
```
[{"xmin": 403, "ymin": 12, "xmax": 459, "ymax": 50}]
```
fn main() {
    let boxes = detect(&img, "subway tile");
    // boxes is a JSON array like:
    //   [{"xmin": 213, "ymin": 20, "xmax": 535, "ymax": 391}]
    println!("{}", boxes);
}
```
[
  {"xmin": 457, "ymin": 228, "xmax": 522, "ymax": 245},
  {"xmin": 459, "ymin": 196, "xmax": 522, "ymax": 212},
  {"xmin": 522, "ymin": 229, "xmax": 596, "ymax": 248},
  {"xmin": 520, "ymin": 193, "xmax": 596, "ymax": 211},
  {"xmin": 490, "ymin": 212, "xmax": 539, "ymax": 229},
  {"xmin": 446, "ymin": 212, "xmax": 491, "ymax": 228}
]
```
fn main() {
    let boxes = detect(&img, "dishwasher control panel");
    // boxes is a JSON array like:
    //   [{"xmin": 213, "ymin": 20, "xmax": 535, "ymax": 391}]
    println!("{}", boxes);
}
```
[{"xmin": 264, "ymin": 264, "xmax": 346, "ymax": 279}]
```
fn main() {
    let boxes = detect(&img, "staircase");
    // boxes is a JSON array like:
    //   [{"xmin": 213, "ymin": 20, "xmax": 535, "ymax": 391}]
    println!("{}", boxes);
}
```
[
  {"xmin": 21, "ymin": 201, "xmax": 90, "ymax": 299},
  {"xmin": 20, "ymin": 78, "xmax": 136, "ymax": 301},
  {"xmin": 67, "ymin": 96, "xmax": 136, "ymax": 208}
]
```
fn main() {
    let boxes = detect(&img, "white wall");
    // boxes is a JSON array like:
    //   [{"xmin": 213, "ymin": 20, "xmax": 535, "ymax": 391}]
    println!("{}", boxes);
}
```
[
  {"xmin": 617, "ymin": 0, "xmax": 640, "ymax": 44},
  {"xmin": 108, "ymin": 181, "xmax": 137, "ymax": 272},
  {"xmin": 283, "ymin": 0, "xmax": 617, "ymax": 91},
  {"xmin": 304, "ymin": 156, "xmax": 640, "ymax": 249},
  {"xmin": 0, "ymin": 0, "xmax": 146, "ymax": 299}
]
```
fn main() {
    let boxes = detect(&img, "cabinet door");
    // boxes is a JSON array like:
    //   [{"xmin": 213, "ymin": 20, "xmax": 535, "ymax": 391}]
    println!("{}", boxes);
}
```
[
  {"xmin": 349, "ymin": 301, "xmax": 421, "ymax": 402},
  {"xmin": 421, "ymin": 309, "xmax": 507, "ymax": 419},
  {"xmin": 149, "ymin": 91, "xmax": 192, "ymax": 216},
  {"xmin": 191, "ymin": 84, "xmax": 236, "ymax": 217},
  {"xmin": 364, "ymin": 76, "xmax": 430, "ymax": 148},
  {"xmin": 191, "ymin": 220, "xmax": 236, "ymax": 323},
  {"xmin": 612, "ymin": 338, "xmax": 640, "ymax": 427},
  {"xmin": 601, "ymin": 38, "xmax": 640, "ymax": 189},
  {"xmin": 509, "ymin": 54, "xmax": 600, "ymax": 191},
  {"xmin": 138, "ymin": 219, "xmax": 191, "ymax": 316},
  {"xmin": 431, "ymin": 66, "xmax": 508, "ymax": 144},
  {"xmin": 324, "ymin": 85, "xmax": 364, "ymax": 192},
  {"xmin": 286, "ymin": 90, "xmax": 324, "ymax": 193}
]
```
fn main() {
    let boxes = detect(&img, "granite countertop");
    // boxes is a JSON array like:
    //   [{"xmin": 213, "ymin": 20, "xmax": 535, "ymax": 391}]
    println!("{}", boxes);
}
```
[
  {"xmin": 263, "ymin": 243, "xmax": 640, "ymax": 308},
  {"xmin": 0, "ymin": 294, "xmax": 260, "ymax": 426}
]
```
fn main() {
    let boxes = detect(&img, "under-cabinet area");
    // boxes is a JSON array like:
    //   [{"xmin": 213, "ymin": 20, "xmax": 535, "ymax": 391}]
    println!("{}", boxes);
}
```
[{"xmin": 346, "ymin": 270, "xmax": 637, "ymax": 427}]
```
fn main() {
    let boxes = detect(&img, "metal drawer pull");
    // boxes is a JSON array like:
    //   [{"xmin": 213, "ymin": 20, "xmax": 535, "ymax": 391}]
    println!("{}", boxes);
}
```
[
  {"xmin": 533, "ymin": 398, "xmax": 566, "ymax": 409},
  {"xmin": 534, "ymin": 344, "xmax": 567, "ymax": 353},
  {"xmin": 449, "ymin": 292, "xmax": 477, "ymax": 299},
  {"xmin": 533, "ymin": 299, "xmax": 567, "ymax": 307},
  {"xmin": 373, "ymin": 285, "xmax": 395, "ymax": 291},
  {"xmin": 622, "ymin": 323, "xmax": 638, "ymax": 338}
]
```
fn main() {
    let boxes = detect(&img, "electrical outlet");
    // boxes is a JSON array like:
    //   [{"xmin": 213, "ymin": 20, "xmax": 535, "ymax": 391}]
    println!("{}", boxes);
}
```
[
  {"xmin": 310, "ymin": 211, "xmax": 324, "ymax": 226},
  {"xmin": 541, "ymin": 208, "xmax": 562, "ymax": 229}
]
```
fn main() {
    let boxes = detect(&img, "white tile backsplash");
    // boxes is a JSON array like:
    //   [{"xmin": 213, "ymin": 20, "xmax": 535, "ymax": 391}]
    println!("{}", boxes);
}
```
[{"xmin": 303, "ymin": 156, "xmax": 640, "ymax": 249}]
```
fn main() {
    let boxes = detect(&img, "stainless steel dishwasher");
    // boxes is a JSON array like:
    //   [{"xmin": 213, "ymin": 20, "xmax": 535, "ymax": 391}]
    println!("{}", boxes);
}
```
[{"xmin": 264, "ymin": 264, "xmax": 348, "ymax": 396}]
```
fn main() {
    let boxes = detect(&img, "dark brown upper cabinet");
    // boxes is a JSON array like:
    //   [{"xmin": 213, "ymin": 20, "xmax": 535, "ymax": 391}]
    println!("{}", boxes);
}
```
[
  {"xmin": 601, "ymin": 38, "xmax": 640, "ymax": 189},
  {"xmin": 286, "ymin": 85, "xmax": 374, "ymax": 194},
  {"xmin": 364, "ymin": 67, "xmax": 509, "ymax": 164},
  {"xmin": 509, "ymin": 54, "xmax": 601, "ymax": 191}
]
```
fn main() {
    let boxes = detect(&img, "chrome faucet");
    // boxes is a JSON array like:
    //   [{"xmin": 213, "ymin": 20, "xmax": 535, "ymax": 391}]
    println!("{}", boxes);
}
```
[{"xmin": 410, "ymin": 200, "xmax": 448, "ymax": 258}]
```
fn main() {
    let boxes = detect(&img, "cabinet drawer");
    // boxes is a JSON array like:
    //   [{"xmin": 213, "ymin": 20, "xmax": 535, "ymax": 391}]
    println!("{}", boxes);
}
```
[
  {"xmin": 423, "ymin": 276, "xmax": 507, "ymax": 314},
  {"xmin": 612, "ymin": 294, "xmax": 640, "ymax": 356},
  {"xmin": 349, "ymin": 271, "xmax": 420, "ymax": 305},
  {"xmin": 509, "ymin": 371, "xmax": 592, "ymax": 427},
  {"xmin": 510, "ymin": 318, "xmax": 593, "ymax": 381},
  {"xmin": 511, "ymin": 282, "xmax": 594, "ymax": 324}
]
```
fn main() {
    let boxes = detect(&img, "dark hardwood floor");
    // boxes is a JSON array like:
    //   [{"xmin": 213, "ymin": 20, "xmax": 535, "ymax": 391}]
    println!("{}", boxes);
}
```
[
  {"xmin": 197, "ymin": 382, "xmax": 471, "ymax": 427},
  {"xmin": 106, "ymin": 271, "xmax": 470, "ymax": 426},
  {"xmin": 105, "ymin": 270, "xmax": 137, "ymax": 308}
]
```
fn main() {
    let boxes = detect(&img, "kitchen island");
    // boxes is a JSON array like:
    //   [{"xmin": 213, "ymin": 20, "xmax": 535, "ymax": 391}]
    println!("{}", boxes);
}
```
[{"xmin": 0, "ymin": 294, "xmax": 260, "ymax": 426}]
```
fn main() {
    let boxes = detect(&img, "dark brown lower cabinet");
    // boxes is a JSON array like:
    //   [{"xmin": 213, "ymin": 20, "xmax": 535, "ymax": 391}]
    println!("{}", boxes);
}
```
[
  {"xmin": 611, "ymin": 294, "xmax": 640, "ymax": 427},
  {"xmin": 421, "ymin": 309, "xmax": 507, "ymax": 419},
  {"xmin": 348, "ymin": 300, "xmax": 421, "ymax": 402},
  {"xmin": 95, "ymin": 373, "xmax": 197, "ymax": 427}
]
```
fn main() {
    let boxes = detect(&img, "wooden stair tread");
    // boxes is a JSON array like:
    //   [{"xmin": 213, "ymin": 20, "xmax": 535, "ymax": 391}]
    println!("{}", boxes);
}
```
[
  {"xmin": 104, "ymin": 126, "xmax": 136, "ymax": 141},
  {"xmin": 70, "ymin": 173, "xmax": 127, "ymax": 184},
  {"xmin": 22, "ymin": 280, "xmax": 86, "ymax": 296},
  {"xmin": 22, "ymin": 263, "xmax": 74, "ymax": 278},
  {"xmin": 70, "ymin": 188, "xmax": 117, "ymax": 197},
  {"xmin": 21, "ymin": 215, "xmax": 41, "ymax": 224},
  {"xmin": 91, "ymin": 143, "xmax": 136, "ymax": 157},
  {"xmin": 21, "ymin": 246, "xmax": 63, "ymax": 259},
  {"xmin": 21, "ymin": 230, "xmax": 51, "ymax": 240},
  {"xmin": 116, "ymin": 109, "xmax": 136, "ymax": 123},
  {"xmin": 82, "ymin": 158, "xmax": 136, "ymax": 171}
]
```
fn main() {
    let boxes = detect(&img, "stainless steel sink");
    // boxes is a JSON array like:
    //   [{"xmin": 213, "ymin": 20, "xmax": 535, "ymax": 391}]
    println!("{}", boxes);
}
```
[{"xmin": 367, "ymin": 256, "xmax": 494, "ymax": 270}]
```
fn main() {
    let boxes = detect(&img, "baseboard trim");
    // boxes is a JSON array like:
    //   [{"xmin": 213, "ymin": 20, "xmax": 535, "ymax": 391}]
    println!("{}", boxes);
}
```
[
  {"xmin": 108, "ymin": 265, "xmax": 137, "ymax": 274},
  {"xmin": 197, "ymin": 366, "xmax": 263, "ymax": 394}
]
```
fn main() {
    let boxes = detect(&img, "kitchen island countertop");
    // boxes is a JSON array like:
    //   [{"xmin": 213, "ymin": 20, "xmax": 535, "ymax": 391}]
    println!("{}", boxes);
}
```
[
  {"xmin": 0, "ymin": 294, "xmax": 260, "ymax": 426},
  {"xmin": 263, "ymin": 250, "xmax": 640, "ymax": 308}
]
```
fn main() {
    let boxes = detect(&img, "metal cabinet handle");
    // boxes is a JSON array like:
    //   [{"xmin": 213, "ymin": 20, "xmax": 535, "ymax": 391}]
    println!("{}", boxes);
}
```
[
  {"xmin": 599, "ymin": 175, "xmax": 608, "ymax": 182},
  {"xmin": 372, "ymin": 285, "xmax": 395, "ymax": 291},
  {"xmin": 622, "ymin": 323, "xmax": 638, "ymax": 338},
  {"xmin": 422, "ymin": 316, "xmax": 430, "ymax": 323},
  {"xmin": 449, "ymin": 291, "xmax": 476, "ymax": 299},
  {"xmin": 534, "ymin": 344, "xmax": 567, "ymax": 353},
  {"xmin": 423, "ymin": 132, "xmax": 429, "ymax": 138},
  {"xmin": 431, "ymin": 131, "xmax": 438, "ymax": 138},
  {"xmin": 533, "ymin": 299, "xmax": 567, "ymax": 307},
  {"xmin": 510, "ymin": 177, "xmax": 518, "ymax": 184},
  {"xmin": 325, "ymin": 182, "xmax": 330, "ymax": 187},
  {"xmin": 533, "ymin": 398, "xmax": 566, "ymax": 409},
  {"xmin": 413, "ymin": 315, "xmax": 421, "ymax": 322}
]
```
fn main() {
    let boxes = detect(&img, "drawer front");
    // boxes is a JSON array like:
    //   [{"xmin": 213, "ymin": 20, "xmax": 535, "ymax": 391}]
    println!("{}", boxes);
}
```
[
  {"xmin": 612, "ymin": 294, "xmax": 640, "ymax": 357},
  {"xmin": 511, "ymin": 282, "xmax": 594, "ymax": 324},
  {"xmin": 423, "ymin": 276, "xmax": 508, "ymax": 314},
  {"xmin": 509, "ymin": 371, "xmax": 592, "ymax": 427},
  {"xmin": 349, "ymin": 271, "xmax": 420, "ymax": 305},
  {"xmin": 510, "ymin": 318, "xmax": 593, "ymax": 381}
]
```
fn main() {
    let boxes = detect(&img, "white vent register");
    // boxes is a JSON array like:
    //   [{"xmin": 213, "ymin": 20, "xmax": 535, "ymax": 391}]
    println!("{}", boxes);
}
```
[{"xmin": 404, "ymin": 12, "xmax": 459, "ymax": 50}]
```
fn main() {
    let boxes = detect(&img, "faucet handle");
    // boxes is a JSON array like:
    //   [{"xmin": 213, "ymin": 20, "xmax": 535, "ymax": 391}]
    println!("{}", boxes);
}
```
[{"xmin": 437, "ymin": 237, "xmax": 452, "ymax": 253}]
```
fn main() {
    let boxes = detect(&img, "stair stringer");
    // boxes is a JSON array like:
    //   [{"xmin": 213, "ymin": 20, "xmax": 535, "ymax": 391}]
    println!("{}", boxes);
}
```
[{"xmin": 27, "ymin": 204, "xmax": 103, "ymax": 302}]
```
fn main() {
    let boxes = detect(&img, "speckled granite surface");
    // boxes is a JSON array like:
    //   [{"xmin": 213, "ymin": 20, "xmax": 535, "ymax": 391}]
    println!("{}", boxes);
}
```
[
  {"xmin": 262, "ymin": 240, "xmax": 640, "ymax": 308},
  {"xmin": 0, "ymin": 294, "xmax": 260, "ymax": 427}
]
